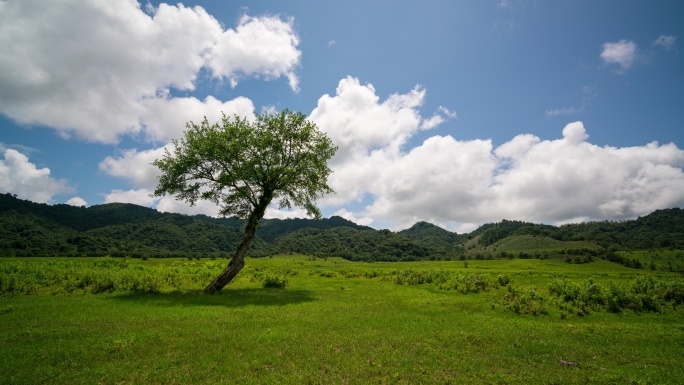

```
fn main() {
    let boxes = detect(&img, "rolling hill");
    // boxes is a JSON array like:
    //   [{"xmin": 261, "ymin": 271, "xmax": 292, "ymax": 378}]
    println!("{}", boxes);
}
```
[{"xmin": 1, "ymin": 193, "xmax": 683, "ymax": 261}]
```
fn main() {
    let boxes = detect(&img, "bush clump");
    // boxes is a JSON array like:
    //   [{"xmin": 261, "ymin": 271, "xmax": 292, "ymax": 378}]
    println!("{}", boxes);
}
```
[
  {"xmin": 502, "ymin": 285, "xmax": 549, "ymax": 315},
  {"xmin": 262, "ymin": 273, "xmax": 288, "ymax": 288},
  {"xmin": 546, "ymin": 276, "xmax": 684, "ymax": 315},
  {"xmin": 438, "ymin": 273, "xmax": 495, "ymax": 294}
]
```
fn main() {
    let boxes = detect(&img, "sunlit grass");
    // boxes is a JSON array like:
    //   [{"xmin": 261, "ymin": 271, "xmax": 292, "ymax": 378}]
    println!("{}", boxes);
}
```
[
  {"xmin": 487, "ymin": 235, "xmax": 600, "ymax": 253},
  {"xmin": 1, "ymin": 255, "xmax": 683, "ymax": 384}
]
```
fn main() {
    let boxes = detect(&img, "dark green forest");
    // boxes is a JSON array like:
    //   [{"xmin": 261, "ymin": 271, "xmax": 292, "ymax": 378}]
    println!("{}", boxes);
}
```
[{"xmin": 1, "ymin": 193, "xmax": 683, "ymax": 263}]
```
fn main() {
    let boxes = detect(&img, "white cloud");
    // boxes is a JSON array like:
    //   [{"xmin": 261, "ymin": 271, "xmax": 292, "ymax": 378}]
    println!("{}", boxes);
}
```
[
  {"xmin": 65, "ymin": 197, "xmax": 88, "ymax": 207},
  {"xmin": 333, "ymin": 208, "xmax": 374, "ymax": 227},
  {"xmin": 308, "ymin": 79, "xmax": 684, "ymax": 229},
  {"xmin": 490, "ymin": 122, "xmax": 684, "ymax": 222},
  {"xmin": 140, "ymin": 95, "xmax": 256, "ymax": 143},
  {"xmin": 420, "ymin": 115, "xmax": 446, "ymax": 131},
  {"xmin": 155, "ymin": 195, "xmax": 221, "ymax": 217},
  {"xmin": 438, "ymin": 106, "xmax": 457, "ymax": 119},
  {"xmin": 0, "ymin": 0, "xmax": 299, "ymax": 143},
  {"xmin": 0, "ymin": 149, "xmax": 72, "ymax": 203},
  {"xmin": 102, "ymin": 185, "xmax": 319, "ymax": 220},
  {"xmin": 309, "ymin": 77, "xmax": 494, "ymax": 229},
  {"xmin": 360, "ymin": 135, "xmax": 497, "ymax": 229},
  {"xmin": 208, "ymin": 14, "xmax": 301, "ymax": 92},
  {"xmin": 561, "ymin": 121, "xmax": 589, "ymax": 144},
  {"xmin": 545, "ymin": 107, "xmax": 577, "ymax": 117},
  {"xmin": 309, "ymin": 77, "xmax": 428, "ymax": 205},
  {"xmin": 310, "ymin": 77, "xmax": 426, "ymax": 162},
  {"xmin": 494, "ymin": 133, "xmax": 540, "ymax": 159},
  {"xmin": 98, "ymin": 75, "xmax": 684, "ymax": 231},
  {"xmin": 653, "ymin": 35, "xmax": 677, "ymax": 51},
  {"xmin": 265, "ymin": 206, "xmax": 311, "ymax": 220},
  {"xmin": 100, "ymin": 147, "xmax": 168, "ymax": 190},
  {"xmin": 104, "ymin": 188, "xmax": 158, "ymax": 207},
  {"xmin": 600, "ymin": 39, "xmax": 637, "ymax": 73},
  {"xmin": 420, "ymin": 106, "xmax": 457, "ymax": 130},
  {"xmin": 103, "ymin": 187, "xmax": 222, "ymax": 216}
]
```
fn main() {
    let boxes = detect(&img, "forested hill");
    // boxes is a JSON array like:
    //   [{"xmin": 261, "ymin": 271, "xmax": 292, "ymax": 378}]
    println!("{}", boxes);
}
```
[
  {"xmin": 1, "ymin": 193, "xmax": 683, "ymax": 261},
  {"xmin": 0, "ymin": 193, "xmax": 372, "ymax": 259}
]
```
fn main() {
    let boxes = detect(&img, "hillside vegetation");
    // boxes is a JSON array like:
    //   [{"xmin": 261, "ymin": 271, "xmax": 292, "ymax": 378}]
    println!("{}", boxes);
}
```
[{"xmin": 1, "ymin": 193, "xmax": 683, "ymax": 267}]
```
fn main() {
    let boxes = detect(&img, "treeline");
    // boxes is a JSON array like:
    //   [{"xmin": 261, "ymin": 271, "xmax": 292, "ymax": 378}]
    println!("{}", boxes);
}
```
[
  {"xmin": 1, "ymin": 193, "xmax": 683, "ymax": 262},
  {"xmin": 465, "ymin": 214, "xmax": 684, "ymax": 250}
]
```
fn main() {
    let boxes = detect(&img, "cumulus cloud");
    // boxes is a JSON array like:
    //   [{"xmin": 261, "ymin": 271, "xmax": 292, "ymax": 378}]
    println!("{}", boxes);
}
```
[
  {"xmin": 264, "ymin": 206, "xmax": 312, "ymax": 220},
  {"xmin": 208, "ymin": 14, "xmax": 301, "ymax": 91},
  {"xmin": 308, "ymin": 77, "xmax": 492, "ymax": 228},
  {"xmin": 104, "ymin": 188, "xmax": 157, "ymax": 207},
  {"xmin": 65, "ymin": 197, "xmax": 88, "ymax": 207},
  {"xmin": 0, "ymin": 0, "xmax": 299, "ymax": 143},
  {"xmin": 600, "ymin": 39, "xmax": 637, "ymax": 73},
  {"xmin": 333, "ymin": 208, "xmax": 374, "ymax": 227},
  {"xmin": 100, "ymin": 147, "xmax": 168, "ymax": 190},
  {"xmin": 310, "ymin": 77, "xmax": 426, "ymax": 162},
  {"xmin": 491, "ymin": 122, "xmax": 684, "ymax": 222},
  {"xmin": 0, "ymin": 149, "xmax": 72, "ymax": 203},
  {"xmin": 360, "ymin": 136, "xmax": 496, "ymax": 228},
  {"xmin": 155, "ymin": 195, "xmax": 221, "ymax": 216},
  {"xmin": 357, "ymin": 122, "xmax": 683, "ymax": 229},
  {"xmin": 102, "ymin": 186, "xmax": 222, "ymax": 217},
  {"xmin": 309, "ymin": 77, "xmax": 456, "ymax": 207},
  {"xmin": 140, "ymin": 96, "xmax": 256, "ymax": 143},
  {"xmin": 307, "ymin": 78, "xmax": 684, "ymax": 230},
  {"xmin": 99, "ymin": 75, "xmax": 684, "ymax": 231}
]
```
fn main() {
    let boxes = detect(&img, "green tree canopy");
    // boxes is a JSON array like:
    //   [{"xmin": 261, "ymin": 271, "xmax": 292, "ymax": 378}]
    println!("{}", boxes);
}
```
[{"xmin": 153, "ymin": 109, "xmax": 337, "ymax": 293}]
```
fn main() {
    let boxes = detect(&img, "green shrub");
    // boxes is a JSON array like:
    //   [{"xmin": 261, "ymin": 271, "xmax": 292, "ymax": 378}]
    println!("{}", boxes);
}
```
[
  {"xmin": 548, "ymin": 278, "xmax": 580, "ymax": 302},
  {"xmin": 547, "ymin": 276, "xmax": 684, "ymax": 314},
  {"xmin": 263, "ymin": 274, "xmax": 288, "ymax": 288},
  {"xmin": 318, "ymin": 270, "xmax": 336, "ymax": 278},
  {"xmin": 503, "ymin": 286, "xmax": 548, "ymax": 315},
  {"xmin": 90, "ymin": 273, "xmax": 118, "ymax": 293},
  {"xmin": 390, "ymin": 269, "xmax": 444, "ymax": 285},
  {"xmin": 497, "ymin": 274, "xmax": 511, "ymax": 286},
  {"xmin": 438, "ymin": 273, "xmax": 494, "ymax": 294},
  {"xmin": 661, "ymin": 280, "xmax": 684, "ymax": 304},
  {"xmin": 606, "ymin": 282, "xmax": 631, "ymax": 313}
]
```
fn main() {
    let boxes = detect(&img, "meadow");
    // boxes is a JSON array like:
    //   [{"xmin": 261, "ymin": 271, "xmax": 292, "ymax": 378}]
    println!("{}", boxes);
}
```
[{"xmin": 1, "ymin": 255, "xmax": 683, "ymax": 384}]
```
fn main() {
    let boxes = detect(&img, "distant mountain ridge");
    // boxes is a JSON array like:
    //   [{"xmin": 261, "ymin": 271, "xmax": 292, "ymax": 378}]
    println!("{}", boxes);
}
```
[{"xmin": 1, "ymin": 193, "xmax": 683, "ymax": 261}]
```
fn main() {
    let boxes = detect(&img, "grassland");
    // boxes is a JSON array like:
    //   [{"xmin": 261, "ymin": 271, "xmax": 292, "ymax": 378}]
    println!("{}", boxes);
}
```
[{"xmin": 1, "ymin": 255, "xmax": 683, "ymax": 384}]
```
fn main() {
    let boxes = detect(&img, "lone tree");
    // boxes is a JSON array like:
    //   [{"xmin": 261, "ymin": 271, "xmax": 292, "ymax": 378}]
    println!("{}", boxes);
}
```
[{"xmin": 153, "ymin": 110, "xmax": 337, "ymax": 294}]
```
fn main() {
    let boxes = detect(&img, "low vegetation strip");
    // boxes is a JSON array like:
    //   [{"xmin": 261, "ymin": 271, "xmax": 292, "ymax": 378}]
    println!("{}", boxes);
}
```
[{"xmin": 2, "ymin": 257, "xmax": 683, "ymax": 318}]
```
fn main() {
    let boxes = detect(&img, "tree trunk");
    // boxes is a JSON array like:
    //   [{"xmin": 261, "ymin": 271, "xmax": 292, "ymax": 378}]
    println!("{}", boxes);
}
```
[{"xmin": 203, "ymin": 194, "xmax": 271, "ymax": 294}]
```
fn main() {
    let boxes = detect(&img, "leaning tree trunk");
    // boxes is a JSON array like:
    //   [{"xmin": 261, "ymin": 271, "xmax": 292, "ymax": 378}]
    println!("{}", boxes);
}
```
[{"xmin": 203, "ymin": 195, "xmax": 271, "ymax": 294}]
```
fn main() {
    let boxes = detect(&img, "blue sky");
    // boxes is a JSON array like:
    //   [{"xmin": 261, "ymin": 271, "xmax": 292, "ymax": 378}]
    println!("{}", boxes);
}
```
[{"xmin": 1, "ymin": 0, "xmax": 683, "ymax": 232}]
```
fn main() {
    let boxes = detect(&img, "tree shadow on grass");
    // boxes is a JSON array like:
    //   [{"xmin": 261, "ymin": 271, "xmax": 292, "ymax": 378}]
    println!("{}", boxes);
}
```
[{"xmin": 110, "ymin": 288, "xmax": 316, "ymax": 308}]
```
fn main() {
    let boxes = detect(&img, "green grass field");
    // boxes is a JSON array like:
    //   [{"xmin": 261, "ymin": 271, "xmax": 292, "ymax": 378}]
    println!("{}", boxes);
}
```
[
  {"xmin": 1, "ymin": 255, "xmax": 683, "ymax": 384},
  {"xmin": 618, "ymin": 250, "xmax": 684, "ymax": 272}
]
